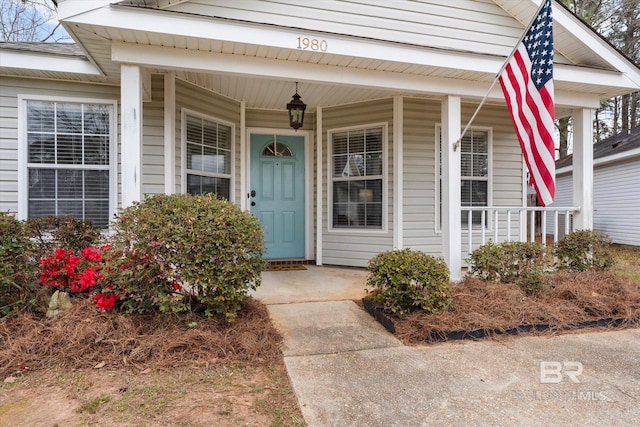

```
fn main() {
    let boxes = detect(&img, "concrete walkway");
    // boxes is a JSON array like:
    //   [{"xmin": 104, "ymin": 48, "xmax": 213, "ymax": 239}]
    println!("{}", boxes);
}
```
[{"xmin": 254, "ymin": 266, "xmax": 640, "ymax": 427}]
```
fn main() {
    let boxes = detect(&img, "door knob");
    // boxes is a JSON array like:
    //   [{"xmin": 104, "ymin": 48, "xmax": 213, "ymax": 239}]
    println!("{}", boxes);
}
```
[
  {"xmin": 250, "ymin": 190, "xmax": 256, "ymax": 197},
  {"xmin": 251, "ymin": 201, "xmax": 256, "ymax": 206}
]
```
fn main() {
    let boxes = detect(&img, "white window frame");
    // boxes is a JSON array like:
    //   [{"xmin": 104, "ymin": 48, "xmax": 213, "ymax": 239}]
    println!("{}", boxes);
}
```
[
  {"xmin": 17, "ymin": 95, "xmax": 118, "ymax": 227},
  {"xmin": 327, "ymin": 122, "xmax": 388, "ymax": 234},
  {"xmin": 180, "ymin": 108, "xmax": 235, "ymax": 202},
  {"xmin": 435, "ymin": 124, "xmax": 493, "ymax": 233}
]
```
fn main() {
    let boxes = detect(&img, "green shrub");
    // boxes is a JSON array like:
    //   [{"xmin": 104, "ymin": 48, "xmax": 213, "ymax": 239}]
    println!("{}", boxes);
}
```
[
  {"xmin": 110, "ymin": 194, "xmax": 267, "ymax": 320},
  {"xmin": 366, "ymin": 249, "xmax": 452, "ymax": 315},
  {"xmin": 0, "ymin": 213, "xmax": 43, "ymax": 315},
  {"xmin": 26, "ymin": 216, "xmax": 102, "ymax": 259},
  {"xmin": 555, "ymin": 230, "xmax": 614, "ymax": 272},
  {"xmin": 469, "ymin": 240, "xmax": 549, "ymax": 283},
  {"xmin": 466, "ymin": 241, "xmax": 503, "ymax": 281},
  {"xmin": 469, "ymin": 240, "xmax": 550, "ymax": 294},
  {"xmin": 515, "ymin": 269, "xmax": 548, "ymax": 296}
]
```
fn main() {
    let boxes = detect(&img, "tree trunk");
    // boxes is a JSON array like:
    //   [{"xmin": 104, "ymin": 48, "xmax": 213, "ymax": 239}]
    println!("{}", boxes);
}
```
[
  {"xmin": 557, "ymin": 117, "xmax": 571, "ymax": 158},
  {"xmin": 621, "ymin": 93, "xmax": 630, "ymax": 133}
]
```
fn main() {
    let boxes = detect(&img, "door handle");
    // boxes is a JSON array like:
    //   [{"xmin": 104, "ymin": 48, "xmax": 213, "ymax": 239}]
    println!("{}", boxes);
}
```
[
  {"xmin": 250, "ymin": 190, "xmax": 256, "ymax": 197},
  {"xmin": 251, "ymin": 201, "xmax": 256, "ymax": 206}
]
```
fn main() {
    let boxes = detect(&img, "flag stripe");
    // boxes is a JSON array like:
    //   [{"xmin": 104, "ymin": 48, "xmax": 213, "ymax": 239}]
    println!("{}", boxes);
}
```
[
  {"xmin": 500, "ymin": 62, "xmax": 553, "ymax": 204},
  {"xmin": 498, "ymin": 0, "xmax": 555, "ymax": 206}
]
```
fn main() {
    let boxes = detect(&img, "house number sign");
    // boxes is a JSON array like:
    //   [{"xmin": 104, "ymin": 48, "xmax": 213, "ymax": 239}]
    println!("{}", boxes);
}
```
[{"xmin": 296, "ymin": 36, "xmax": 328, "ymax": 52}]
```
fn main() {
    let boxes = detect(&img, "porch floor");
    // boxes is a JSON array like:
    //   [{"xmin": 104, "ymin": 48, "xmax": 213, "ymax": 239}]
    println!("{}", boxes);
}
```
[{"xmin": 252, "ymin": 265, "xmax": 367, "ymax": 305}]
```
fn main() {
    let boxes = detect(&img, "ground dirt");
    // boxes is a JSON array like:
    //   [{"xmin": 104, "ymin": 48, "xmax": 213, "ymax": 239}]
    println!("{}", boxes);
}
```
[{"xmin": 0, "ymin": 299, "xmax": 305, "ymax": 427}]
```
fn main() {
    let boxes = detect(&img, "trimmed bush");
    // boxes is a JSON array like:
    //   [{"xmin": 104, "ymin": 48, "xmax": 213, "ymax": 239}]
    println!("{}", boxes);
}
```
[
  {"xmin": 0, "ymin": 213, "xmax": 43, "ymax": 315},
  {"xmin": 26, "ymin": 216, "xmax": 102, "ymax": 259},
  {"xmin": 110, "ymin": 194, "xmax": 267, "ymax": 320},
  {"xmin": 555, "ymin": 230, "xmax": 614, "ymax": 272},
  {"xmin": 366, "ymin": 249, "xmax": 452, "ymax": 315},
  {"xmin": 469, "ymin": 240, "xmax": 550, "ymax": 295}
]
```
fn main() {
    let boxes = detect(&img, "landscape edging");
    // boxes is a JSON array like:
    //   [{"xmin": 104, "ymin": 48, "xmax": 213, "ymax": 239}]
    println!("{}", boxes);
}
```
[{"xmin": 361, "ymin": 297, "xmax": 639, "ymax": 342}]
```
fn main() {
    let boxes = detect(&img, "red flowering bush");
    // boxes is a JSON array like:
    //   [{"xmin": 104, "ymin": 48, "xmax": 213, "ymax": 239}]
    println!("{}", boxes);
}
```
[{"xmin": 38, "ymin": 244, "xmax": 120, "ymax": 310}]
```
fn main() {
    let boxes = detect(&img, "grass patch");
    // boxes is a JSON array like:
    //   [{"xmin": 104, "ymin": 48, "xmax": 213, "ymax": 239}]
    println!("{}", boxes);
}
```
[{"xmin": 77, "ymin": 395, "xmax": 111, "ymax": 414}]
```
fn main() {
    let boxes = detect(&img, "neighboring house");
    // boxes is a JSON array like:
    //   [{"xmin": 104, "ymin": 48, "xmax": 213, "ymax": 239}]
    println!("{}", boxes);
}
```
[
  {"xmin": 550, "ymin": 127, "xmax": 640, "ymax": 246},
  {"xmin": 1, "ymin": 0, "xmax": 639, "ymax": 278}
]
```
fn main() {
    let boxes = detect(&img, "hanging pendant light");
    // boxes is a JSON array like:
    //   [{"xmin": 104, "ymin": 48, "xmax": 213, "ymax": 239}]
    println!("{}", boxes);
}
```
[{"xmin": 287, "ymin": 82, "xmax": 306, "ymax": 130}]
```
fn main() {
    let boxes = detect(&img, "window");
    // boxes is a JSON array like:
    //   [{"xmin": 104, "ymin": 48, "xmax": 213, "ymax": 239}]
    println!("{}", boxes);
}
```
[
  {"xmin": 24, "ymin": 99, "xmax": 114, "ymax": 228},
  {"xmin": 330, "ymin": 126, "xmax": 384, "ymax": 229},
  {"xmin": 437, "ymin": 127, "xmax": 490, "ymax": 230},
  {"xmin": 184, "ymin": 113, "xmax": 232, "ymax": 200}
]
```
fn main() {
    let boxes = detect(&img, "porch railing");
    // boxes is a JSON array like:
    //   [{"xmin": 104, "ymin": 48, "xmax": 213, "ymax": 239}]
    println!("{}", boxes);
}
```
[{"xmin": 462, "ymin": 206, "xmax": 580, "ymax": 255}]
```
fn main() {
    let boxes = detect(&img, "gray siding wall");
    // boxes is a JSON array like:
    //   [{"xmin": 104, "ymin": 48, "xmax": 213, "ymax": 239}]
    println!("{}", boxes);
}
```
[
  {"xmin": 547, "ymin": 172, "xmax": 573, "ymax": 236},
  {"xmin": 402, "ymin": 98, "xmax": 524, "ymax": 259},
  {"xmin": 593, "ymin": 159, "xmax": 640, "ymax": 246},
  {"xmin": 402, "ymin": 97, "xmax": 440, "ymax": 255},
  {"xmin": 142, "ymin": 74, "xmax": 166, "ymax": 197},
  {"xmin": 322, "ymin": 99, "xmax": 394, "ymax": 267},
  {"xmin": 175, "ymin": 78, "xmax": 241, "ymax": 202},
  {"xmin": 0, "ymin": 77, "xmax": 119, "ymax": 216},
  {"xmin": 554, "ymin": 158, "xmax": 640, "ymax": 246},
  {"xmin": 168, "ymin": 0, "xmax": 522, "ymax": 57}
]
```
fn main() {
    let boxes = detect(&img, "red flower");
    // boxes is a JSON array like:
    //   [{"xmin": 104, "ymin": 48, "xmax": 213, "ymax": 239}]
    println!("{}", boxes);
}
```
[
  {"xmin": 171, "ymin": 280, "xmax": 182, "ymax": 290},
  {"xmin": 94, "ymin": 292, "xmax": 119, "ymax": 311},
  {"xmin": 74, "ymin": 267, "xmax": 102, "ymax": 292},
  {"xmin": 82, "ymin": 246, "xmax": 102, "ymax": 262}
]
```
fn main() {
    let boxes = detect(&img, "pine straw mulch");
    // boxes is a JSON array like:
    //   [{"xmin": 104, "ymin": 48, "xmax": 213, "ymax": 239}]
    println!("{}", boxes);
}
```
[
  {"xmin": 391, "ymin": 271, "xmax": 640, "ymax": 345},
  {"xmin": 0, "ymin": 298, "xmax": 282, "ymax": 379}
]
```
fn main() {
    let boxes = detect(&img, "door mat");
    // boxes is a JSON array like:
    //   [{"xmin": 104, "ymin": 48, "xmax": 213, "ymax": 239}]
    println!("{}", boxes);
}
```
[{"xmin": 264, "ymin": 264, "xmax": 307, "ymax": 272}]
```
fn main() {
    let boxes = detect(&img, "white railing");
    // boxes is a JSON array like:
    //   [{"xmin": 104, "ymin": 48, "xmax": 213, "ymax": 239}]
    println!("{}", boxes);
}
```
[{"xmin": 462, "ymin": 206, "xmax": 580, "ymax": 255}]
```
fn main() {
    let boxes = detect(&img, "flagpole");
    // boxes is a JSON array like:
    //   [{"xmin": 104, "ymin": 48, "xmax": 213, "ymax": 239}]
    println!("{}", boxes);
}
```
[{"xmin": 453, "ymin": 0, "xmax": 550, "ymax": 151}]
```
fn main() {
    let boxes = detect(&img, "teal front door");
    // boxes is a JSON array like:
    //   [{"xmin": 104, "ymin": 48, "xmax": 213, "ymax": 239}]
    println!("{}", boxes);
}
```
[{"xmin": 250, "ymin": 134, "xmax": 305, "ymax": 259}]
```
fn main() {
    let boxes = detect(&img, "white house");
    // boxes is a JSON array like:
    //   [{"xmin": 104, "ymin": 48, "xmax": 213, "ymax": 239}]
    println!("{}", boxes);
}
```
[
  {"xmin": 1, "ymin": 0, "xmax": 639, "ymax": 278},
  {"xmin": 551, "ymin": 127, "xmax": 640, "ymax": 246}
]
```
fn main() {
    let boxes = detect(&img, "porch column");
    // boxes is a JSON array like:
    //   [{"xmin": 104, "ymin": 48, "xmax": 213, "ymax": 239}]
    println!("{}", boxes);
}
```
[
  {"xmin": 441, "ymin": 95, "xmax": 462, "ymax": 279},
  {"xmin": 164, "ymin": 72, "xmax": 176, "ymax": 194},
  {"xmin": 240, "ymin": 100, "xmax": 247, "ymax": 210},
  {"xmin": 393, "ymin": 95, "xmax": 404, "ymax": 249},
  {"xmin": 316, "ymin": 106, "xmax": 323, "ymax": 266},
  {"xmin": 121, "ymin": 64, "xmax": 143, "ymax": 207},
  {"xmin": 572, "ymin": 108, "xmax": 594, "ymax": 230}
]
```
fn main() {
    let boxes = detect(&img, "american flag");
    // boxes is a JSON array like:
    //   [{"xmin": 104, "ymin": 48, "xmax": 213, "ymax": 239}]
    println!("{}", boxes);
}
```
[{"xmin": 499, "ymin": 0, "xmax": 555, "ymax": 206}]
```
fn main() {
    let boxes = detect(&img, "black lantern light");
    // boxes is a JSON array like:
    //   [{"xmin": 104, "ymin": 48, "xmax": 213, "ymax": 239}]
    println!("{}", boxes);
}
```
[{"xmin": 287, "ymin": 82, "xmax": 306, "ymax": 130}]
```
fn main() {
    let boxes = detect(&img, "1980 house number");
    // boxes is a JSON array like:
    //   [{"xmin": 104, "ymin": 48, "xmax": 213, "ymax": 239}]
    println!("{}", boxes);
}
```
[{"xmin": 297, "ymin": 37, "xmax": 328, "ymax": 52}]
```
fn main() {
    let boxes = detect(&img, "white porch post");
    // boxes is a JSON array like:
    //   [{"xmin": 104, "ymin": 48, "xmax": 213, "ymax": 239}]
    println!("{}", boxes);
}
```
[
  {"xmin": 163, "ymin": 72, "xmax": 176, "ymax": 194},
  {"xmin": 441, "ymin": 96, "xmax": 462, "ymax": 279},
  {"xmin": 393, "ymin": 95, "xmax": 404, "ymax": 249},
  {"xmin": 572, "ymin": 108, "xmax": 594, "ymax": 230},
  {"xmin": 316, "ymin": 106, "xmax": 323, "ymax": 266},
  {"xmin": 121, "ymin": 64, "xmax": 143, "ymax": 207}
]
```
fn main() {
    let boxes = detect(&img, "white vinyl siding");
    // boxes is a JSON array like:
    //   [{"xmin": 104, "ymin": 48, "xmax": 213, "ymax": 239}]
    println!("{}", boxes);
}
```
[
  {"xmin": 593, "ymin": 159, "xmax": 640, "ymax": 246},
  {"xmin": 553, "ymin": 158, "xmax": 640, "ymax": 246},
  {"xmin": 322, "ymin": 99, "xmax": 393, "ymax": 267},
  {"xmin": 166, "ymin": 0, "xmax": 524, "ymax": 57},
  {"xmin": 142, "ymin": 74, "xmax": 166, "ymax": 196},
  {"xmin": 402, "ymin": 99, "xmax": 523, "ymax": 257},
  {"xmin": 402, "ymin": 98, "xmax": 440, "ymax": 254},
  {"xmin": 546, "ymin": 173, "xmax": 573, "ymax": 236},
  {"xmin": 175, "ymin": 78, "xmax": 241, "ymax": 201}
]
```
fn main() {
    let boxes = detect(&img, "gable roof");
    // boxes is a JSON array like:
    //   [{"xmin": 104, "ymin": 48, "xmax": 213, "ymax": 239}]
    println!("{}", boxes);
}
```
[
  {"xmin": 556, "ymin": 126, "xmax": 640, "ymax": 170},
  {"xmin": 0, "ymin": 41, "xmax": 84, "ymax": 57}
]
